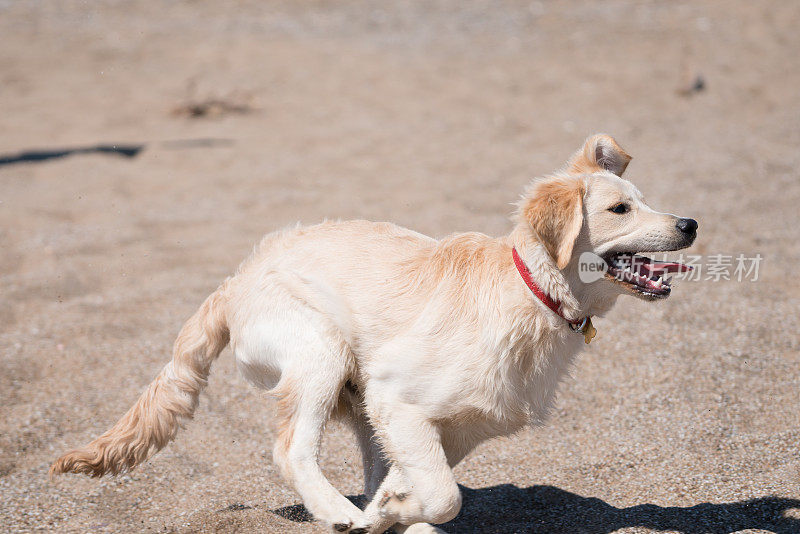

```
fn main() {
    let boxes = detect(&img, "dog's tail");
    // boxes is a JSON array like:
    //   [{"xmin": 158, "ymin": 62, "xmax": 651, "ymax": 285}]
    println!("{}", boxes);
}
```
[{"xmin": 50, "ymin": 284, "xmax": 230, "ymax": 477}]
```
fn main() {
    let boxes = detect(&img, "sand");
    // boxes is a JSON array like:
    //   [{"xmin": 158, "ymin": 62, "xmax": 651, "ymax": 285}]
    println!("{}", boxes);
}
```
[{"xmin": 1, "ymin": 1, "xmax": 799, "ymax": 532}]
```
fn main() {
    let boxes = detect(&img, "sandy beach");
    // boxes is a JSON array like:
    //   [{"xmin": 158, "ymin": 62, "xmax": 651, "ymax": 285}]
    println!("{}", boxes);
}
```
[{"xmin": 1, "ymin": 1, "xmax": 799, "ymax": 532}]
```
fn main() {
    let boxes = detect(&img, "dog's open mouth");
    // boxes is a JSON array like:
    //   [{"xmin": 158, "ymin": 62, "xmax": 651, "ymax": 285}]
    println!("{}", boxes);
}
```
[{"xmin": 604, "ymin": 253, "xmax": 692, "ymax": 299}]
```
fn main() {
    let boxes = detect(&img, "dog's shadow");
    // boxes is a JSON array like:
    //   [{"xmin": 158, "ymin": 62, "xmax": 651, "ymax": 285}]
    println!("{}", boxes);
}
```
[{"xmin": 272, "ymin": 484, "xmax": 800, "ymax": 533}]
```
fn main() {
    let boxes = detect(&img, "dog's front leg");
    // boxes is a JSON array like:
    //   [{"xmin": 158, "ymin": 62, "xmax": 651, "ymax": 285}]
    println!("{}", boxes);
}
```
[{"xmin": 363, "ymin": 408, "xmax": 461, "ymax": 532}]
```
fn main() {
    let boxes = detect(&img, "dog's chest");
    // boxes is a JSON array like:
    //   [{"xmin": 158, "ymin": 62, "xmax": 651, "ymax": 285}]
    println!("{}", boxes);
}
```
[{"xmin": 463, "ymin": 328, "xmax": 583, "ymax": 430}]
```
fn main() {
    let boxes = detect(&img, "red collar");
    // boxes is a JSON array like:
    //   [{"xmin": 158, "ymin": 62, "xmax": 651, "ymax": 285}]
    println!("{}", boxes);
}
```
[{"xmin": 511, "ymin": 247, "xmax": 583, "ymax": 326}]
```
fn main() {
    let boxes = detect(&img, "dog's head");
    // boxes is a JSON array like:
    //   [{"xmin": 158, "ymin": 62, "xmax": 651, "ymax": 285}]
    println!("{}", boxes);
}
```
[{"xmin": 519, "ymin": 134, "xmax": 697, "ymax": 303}]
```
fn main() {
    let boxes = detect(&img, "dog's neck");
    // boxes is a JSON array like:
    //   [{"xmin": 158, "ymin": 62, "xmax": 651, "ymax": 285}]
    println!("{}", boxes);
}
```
[
  {"xmin": 507, "ymin": 226, "xmax": 583, "ymax": 322},
  {"xmin": 561, "ymin": 261, "xmax": 621, "ymax": 318},
  {"xmin": 507, "ymin": 226, "xmax": 619, "ymax": 320}
]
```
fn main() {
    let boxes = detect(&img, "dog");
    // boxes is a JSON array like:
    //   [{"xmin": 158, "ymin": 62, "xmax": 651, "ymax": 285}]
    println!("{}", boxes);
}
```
[{"xmin": 51, "ymin": 134, "xmax": 697, "ymax": 534}]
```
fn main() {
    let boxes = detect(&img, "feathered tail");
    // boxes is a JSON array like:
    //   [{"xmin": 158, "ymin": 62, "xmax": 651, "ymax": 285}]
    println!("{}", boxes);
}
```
[{"xmin": 50, "ymin": 284, "xmax": 229, "ymax": 477}]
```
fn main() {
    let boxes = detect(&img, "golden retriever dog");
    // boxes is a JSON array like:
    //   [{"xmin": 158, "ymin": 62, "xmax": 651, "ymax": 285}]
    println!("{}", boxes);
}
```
[{"xmin": 51, "ymin": 134, "xmax": 698, "ymax": 534}]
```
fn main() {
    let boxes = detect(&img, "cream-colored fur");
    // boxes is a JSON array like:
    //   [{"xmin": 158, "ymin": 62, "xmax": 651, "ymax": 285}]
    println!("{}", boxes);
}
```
[{"xmin": 52, "ymin": 135, "xmax": 696, "ymax": 533}]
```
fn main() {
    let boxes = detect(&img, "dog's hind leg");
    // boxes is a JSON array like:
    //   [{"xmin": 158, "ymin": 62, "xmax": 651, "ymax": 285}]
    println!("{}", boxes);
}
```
[
  {"xmin": 233, "ymin": 272, "xmax": 368, "ymax": 532},
  {"xmin": 344, "ymin": 388, "xmax": 390, "ymax": 501},
  {"xmin": 267, "ymin": 328, "xmax": 368, "ymax": 532},
  {"xmin": 356, "ymin": 422, "xmax": 389, "ymax": 502},
  {"xmin": 272, "ymin": 369, "xmax": 369, "ymax": 533}
]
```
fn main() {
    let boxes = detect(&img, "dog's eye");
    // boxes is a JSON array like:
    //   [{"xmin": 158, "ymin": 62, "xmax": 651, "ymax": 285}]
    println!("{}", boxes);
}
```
[{"xmin": 608, "ymin": 203, "xmax": 629, "ymax": 214}]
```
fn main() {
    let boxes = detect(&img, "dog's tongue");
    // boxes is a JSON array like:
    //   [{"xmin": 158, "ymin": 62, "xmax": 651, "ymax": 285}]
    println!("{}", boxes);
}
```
[{"xmin": 639, "ymin": 259, "xmax": 692, "ymax": 275}]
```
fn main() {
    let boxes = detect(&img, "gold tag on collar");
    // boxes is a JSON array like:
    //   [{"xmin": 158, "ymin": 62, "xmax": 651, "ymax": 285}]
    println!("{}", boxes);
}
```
[{"xmin": 582, "ymin": 318, "xmax": 597, "ymax": 344}]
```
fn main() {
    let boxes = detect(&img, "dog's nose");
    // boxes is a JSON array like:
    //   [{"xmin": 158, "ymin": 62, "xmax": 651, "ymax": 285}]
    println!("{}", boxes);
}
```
[{"xmin": 676, "ymin": 218, "xmax": 698, "ymax": 234}]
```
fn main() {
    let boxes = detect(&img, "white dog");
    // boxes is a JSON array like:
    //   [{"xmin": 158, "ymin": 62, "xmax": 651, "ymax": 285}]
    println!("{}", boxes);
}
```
[{"xmin": 52, "ymin": 135, "xmax": 697, "ymax": 534}]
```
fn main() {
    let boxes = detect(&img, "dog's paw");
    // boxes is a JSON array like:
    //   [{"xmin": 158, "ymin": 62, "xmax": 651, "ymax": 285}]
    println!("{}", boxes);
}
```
[
  {"xmin": 330, "ymin": 520, "xmax": 371, "ymax": 534},
  {"xmin": 327, "ymin": 508, "xmax": 370, "ymax": 534},
  {"xmin": 378, "ymin": 490, "xmax": 424, "ymax": 524}
]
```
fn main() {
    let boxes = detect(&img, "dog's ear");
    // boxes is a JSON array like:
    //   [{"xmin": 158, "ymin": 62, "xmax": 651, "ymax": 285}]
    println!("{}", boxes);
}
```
[
  {"xmin": 567, "ymin": 134, "xmax": 631, "ymax": 176},
  {"xmin": 521, "ymin": 177, "xmax": 585, "ymax": 269}
]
